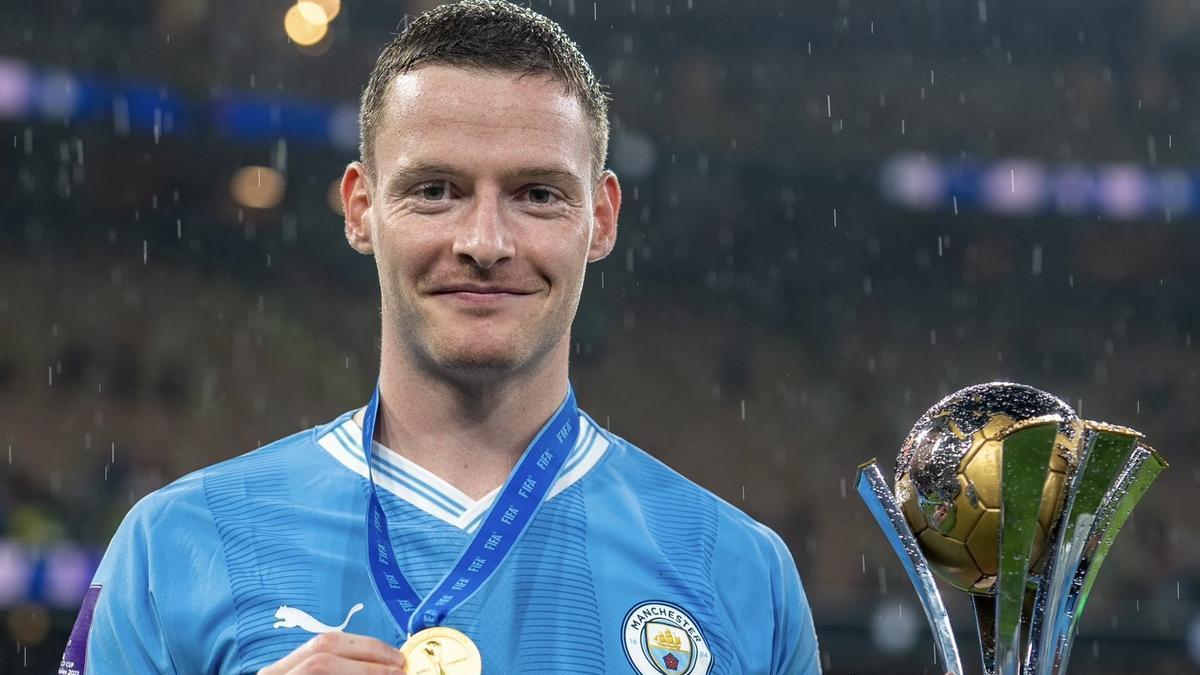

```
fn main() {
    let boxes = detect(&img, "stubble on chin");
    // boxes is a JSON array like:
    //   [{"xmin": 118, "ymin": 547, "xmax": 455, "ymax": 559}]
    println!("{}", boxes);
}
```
[
  {"xmin": 412, "ymin": 306, "xmax": 578, "ymax": 381},
  {"xmin": 394, "ymin": 306, "xmax": 539, "ymax": 378}
]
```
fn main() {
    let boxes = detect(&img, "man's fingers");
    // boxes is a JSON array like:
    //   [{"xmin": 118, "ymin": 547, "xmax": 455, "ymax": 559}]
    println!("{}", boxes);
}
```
[
  {"xmin": 305, "ymin": 632, "xmax": 407, "ymax": 667},
  {"xmin": 258, "ymin": 632, "xmax": 406, "ymax": 674},
  {"xmin": 289, "ymin": 651, "xmax": 406, "ymax": 674}
]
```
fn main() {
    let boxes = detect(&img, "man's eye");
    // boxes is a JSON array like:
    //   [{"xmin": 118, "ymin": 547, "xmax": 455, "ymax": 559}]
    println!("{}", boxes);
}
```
[
  {"xmin": 527, "ymin": 188, "xmax": 555, "ymax": 204},
  {"xmin": 416, "ymin": 182, "xmax": 449, "ymax": 200}
]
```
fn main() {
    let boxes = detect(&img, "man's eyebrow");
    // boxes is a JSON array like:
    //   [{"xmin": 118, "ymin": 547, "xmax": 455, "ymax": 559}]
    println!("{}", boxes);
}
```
[
  {"xmin": 502, "ymin": 167, "xmax": 586, "ymax": 190},
  {"xmin": 383, "ymin": 163, "xmax": 462, "ymax": 194}
]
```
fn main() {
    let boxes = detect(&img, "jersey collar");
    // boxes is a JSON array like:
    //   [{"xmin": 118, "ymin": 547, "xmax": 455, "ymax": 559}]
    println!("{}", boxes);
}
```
[{"xmin": 316, "ymin": 410, "xmax": 609, "ymax": 532}]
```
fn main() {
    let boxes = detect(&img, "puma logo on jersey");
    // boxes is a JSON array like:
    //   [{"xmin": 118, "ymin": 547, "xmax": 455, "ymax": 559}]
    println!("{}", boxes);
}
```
[{"xmin": 272, "ymin": 603, "xmax": 364, "ymax": 634}]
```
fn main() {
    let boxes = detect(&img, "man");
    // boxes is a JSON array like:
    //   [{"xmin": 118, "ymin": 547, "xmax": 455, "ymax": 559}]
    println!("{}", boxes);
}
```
[{"xmin": 60, "ymin": 2, "xmax": 820, "ymax": 673}]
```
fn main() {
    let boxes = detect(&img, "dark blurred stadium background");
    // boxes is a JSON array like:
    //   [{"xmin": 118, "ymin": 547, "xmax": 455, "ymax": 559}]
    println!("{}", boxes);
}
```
[{"xmin": 2, "ymin": 0, "xmax": 1199, "ymax": 672}]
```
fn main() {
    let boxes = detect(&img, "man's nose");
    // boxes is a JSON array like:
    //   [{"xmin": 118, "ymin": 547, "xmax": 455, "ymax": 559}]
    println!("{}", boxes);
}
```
[{"xmin": 452, "ymin": 192, "xmax": 515, "ymax": 269}]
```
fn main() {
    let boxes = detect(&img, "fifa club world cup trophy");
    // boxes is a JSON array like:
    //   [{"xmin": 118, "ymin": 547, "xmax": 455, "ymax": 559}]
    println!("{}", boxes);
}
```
[{"xmin": 855, "ymin": 382, "xmax": 1167, "ymax": 675}]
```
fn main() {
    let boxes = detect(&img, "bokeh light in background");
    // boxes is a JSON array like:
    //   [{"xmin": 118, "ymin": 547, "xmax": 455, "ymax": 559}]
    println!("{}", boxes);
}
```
[
  {"xmin": 0, "ymin": 544, "xmax": 30, "ymax": 605},
  {"xmin": 284, "ymin": 2, "xmax": 330, "ymax": 47},
  {"xmin": 327, "ymin": 178, "xmax": 344, "ymax": 216},
  {"xmin": 230, "ymin": 166, "xmax": 286, "ymax": 209},
  {"xmin": 7, "ymin": 605, "xmax": 50, "ymax": 647},
  {"xmin": 869, "ymin": 601, "xmax": 920, "ymax": 656},
  {"xmin": 308, "ymin": 0, "xmax": 342, "ymax": 22},
  {"xmin": 284, "ymin": 0, "xmax": 344, "ymax": 56}
]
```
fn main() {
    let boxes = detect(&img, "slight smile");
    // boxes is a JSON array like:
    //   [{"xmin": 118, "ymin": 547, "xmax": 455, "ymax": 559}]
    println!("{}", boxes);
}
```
[{"xmin": 431, "ymin": 285, "xmax": 540, "ymax": 304}]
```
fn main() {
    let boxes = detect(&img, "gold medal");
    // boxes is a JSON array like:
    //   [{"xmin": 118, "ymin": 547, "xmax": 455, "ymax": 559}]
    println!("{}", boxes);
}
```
[{"xmin": 400, "ymin": 626, "xmax": 482, "ymax": 675}]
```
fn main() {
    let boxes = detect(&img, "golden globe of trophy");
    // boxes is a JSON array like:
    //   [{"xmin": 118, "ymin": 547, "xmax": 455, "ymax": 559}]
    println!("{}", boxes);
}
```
[{"xmin": 856, "ymin": 382, "xmax": 1167, "ymax": 675}]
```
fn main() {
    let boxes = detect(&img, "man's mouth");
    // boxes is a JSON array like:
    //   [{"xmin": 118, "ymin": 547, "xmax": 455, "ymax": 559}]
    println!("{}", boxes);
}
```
[
  {"xmin": 433, "ymin": 284, "xmax": 536, "ymax": 294},
  {"xmin": 430, "ymin": 284, "xmax": 540, "ymax": 303}
]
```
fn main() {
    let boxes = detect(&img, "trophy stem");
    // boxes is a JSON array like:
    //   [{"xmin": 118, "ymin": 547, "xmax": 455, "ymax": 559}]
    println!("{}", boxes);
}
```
[
  {"xmin": 995, "ymin": 420, "xmax": 1058, "ymax": 675},
  {"xmin": 855, "ymin": 461, "xmax": 964, "ymax": 675}
]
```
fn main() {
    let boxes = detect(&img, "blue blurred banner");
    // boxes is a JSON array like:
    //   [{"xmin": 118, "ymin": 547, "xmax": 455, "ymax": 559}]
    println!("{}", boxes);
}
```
[
  {"xmin": 0, "ymin": 540, "xmax": 99, "ymax": 609},
  {"xmin": 882, "ymin": 152, "xmax": 1197, "ymax": 221},
  {"xmin": 0, "ymin": 56, "xmax": 358, "ymax": 151}
]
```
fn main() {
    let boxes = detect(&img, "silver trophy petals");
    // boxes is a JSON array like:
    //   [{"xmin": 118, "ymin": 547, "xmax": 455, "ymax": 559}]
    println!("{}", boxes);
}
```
[{"xmin": 856, "ymin": 460, "xmax": 964, "ymax": 674}]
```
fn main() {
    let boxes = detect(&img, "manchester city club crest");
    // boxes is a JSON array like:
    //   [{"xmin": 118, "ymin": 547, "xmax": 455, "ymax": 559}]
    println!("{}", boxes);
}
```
[{"xmin": 622, "ymin": 601, "xmax": 712, "ymax": 675}]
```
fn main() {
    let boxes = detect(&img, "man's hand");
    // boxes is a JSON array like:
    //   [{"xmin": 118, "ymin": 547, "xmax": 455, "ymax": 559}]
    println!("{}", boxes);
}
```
[{"xmin": 258, "ymin": 632, "xmax": 407, "ymax": 674}]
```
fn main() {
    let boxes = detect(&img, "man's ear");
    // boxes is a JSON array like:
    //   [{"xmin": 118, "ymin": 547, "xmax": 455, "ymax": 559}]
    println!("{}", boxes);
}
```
[
  {"xmin": 342, "ymin": 161, "xmax": 375, "ymax": 255},
  {"xmin": 587, "ymin": 169, "xmax": 621, "ymax": 262}
]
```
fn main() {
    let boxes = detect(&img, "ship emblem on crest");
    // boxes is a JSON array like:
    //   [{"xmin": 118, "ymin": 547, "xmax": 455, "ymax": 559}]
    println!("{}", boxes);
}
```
[{"xmin": 622, "ymin": 601, "xmax": 712, "ymax": 675}]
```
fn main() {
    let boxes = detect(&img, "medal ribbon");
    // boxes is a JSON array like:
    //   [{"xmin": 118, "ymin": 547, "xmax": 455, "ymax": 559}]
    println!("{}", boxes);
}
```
[{"xmin": 361, "ymin": 382, "xmax": 579, "ymax": 638}]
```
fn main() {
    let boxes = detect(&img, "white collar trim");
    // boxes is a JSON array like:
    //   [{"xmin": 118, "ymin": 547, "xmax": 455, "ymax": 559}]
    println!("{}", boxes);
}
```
[{"xmin": 316, "ymin": 411, "xmax": 609, "ymax": 531}]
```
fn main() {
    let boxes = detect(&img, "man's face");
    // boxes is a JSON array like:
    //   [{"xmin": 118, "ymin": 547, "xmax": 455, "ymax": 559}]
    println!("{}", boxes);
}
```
[{"xmin": 342, "ymin": 66, "xmax": 619, "ymax": 378}]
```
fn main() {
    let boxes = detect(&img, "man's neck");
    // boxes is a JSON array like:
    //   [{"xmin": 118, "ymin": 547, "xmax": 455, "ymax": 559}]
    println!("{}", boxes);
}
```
[{"xmin": 354, "ymin": 343, "xmax": 571, "ymax": 501}]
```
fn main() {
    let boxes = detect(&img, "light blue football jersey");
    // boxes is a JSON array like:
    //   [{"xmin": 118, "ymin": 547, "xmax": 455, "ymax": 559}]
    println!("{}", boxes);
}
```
[{"xmin": 62, "ymin": 408, "xmax": 820, "ymax": 674}]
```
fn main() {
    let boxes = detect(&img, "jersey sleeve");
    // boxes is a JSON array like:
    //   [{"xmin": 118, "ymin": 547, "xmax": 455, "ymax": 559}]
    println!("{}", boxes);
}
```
[
  {"xmin": 59, "ymin": 474, "xmax": 241, "ymax": 674},
  {"xmin": 60, "ymin": 492, "xmax": 178, "ymax": 674},
  {"xmin": 710, "ymin": 509, "xmax": 822, "ymax": 675},
  {"xmin": 763, "ymin": 528, "xmax": 821, "ymax": 675}
]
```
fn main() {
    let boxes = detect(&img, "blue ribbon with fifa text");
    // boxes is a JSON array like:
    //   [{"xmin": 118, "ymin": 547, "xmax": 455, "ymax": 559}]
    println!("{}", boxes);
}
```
[{"xmin": 360, "ymin": 383, "xmax": 579, "ymax": 639}]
